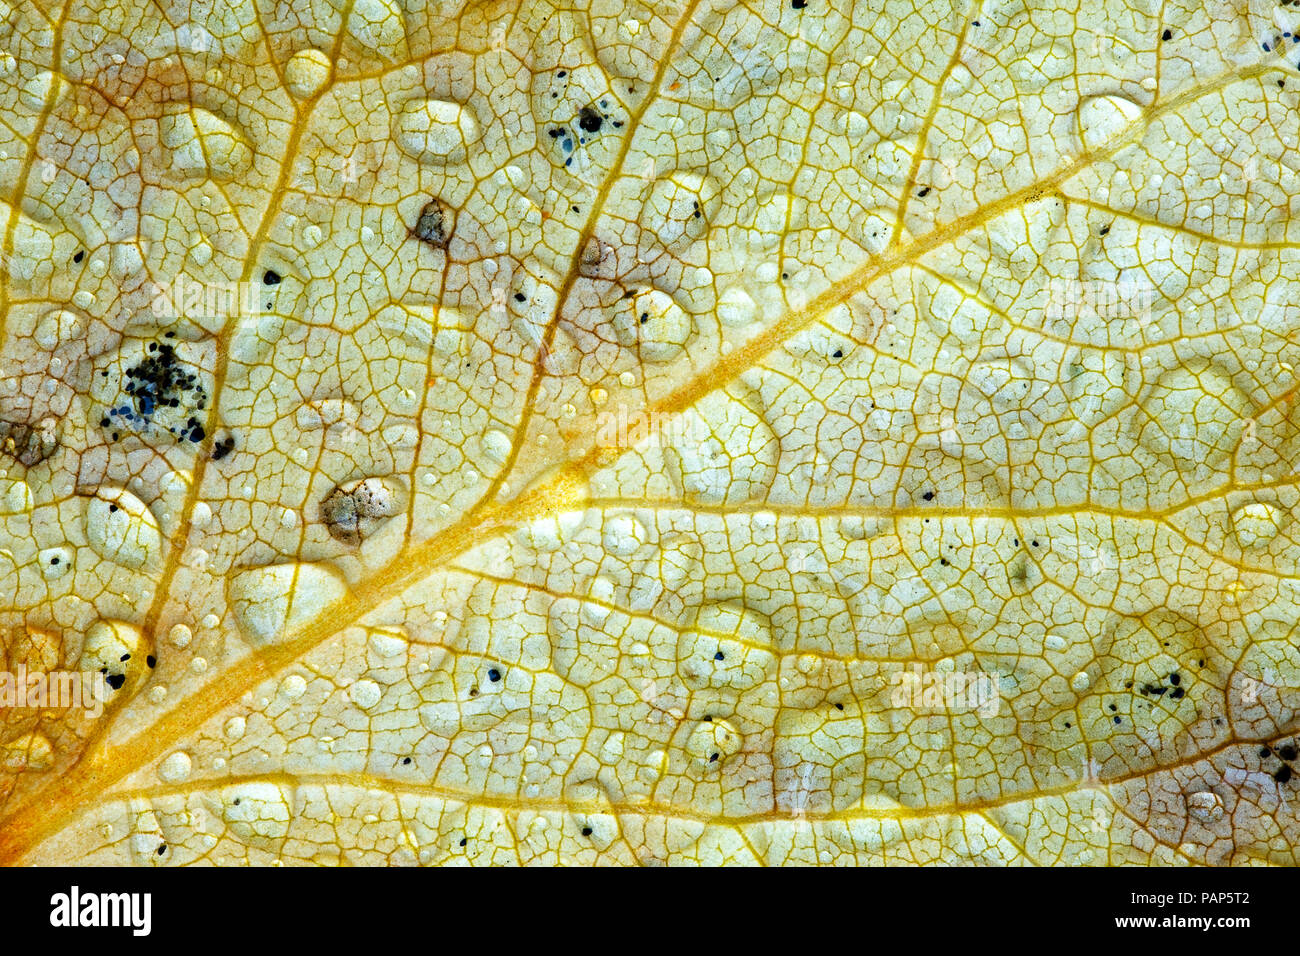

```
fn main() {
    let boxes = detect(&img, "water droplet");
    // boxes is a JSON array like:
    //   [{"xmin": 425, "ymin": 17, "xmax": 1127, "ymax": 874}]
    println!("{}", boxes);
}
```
[
  {"xmin": 602, "ymin": 514, "xmax": 646, "ymax": 556},
  {"xmin": 394, "ymin": 98, "xmax": 481, "ymax": 164},
  {"xmin": 367, "ymin": 626, "xmax": 409, "ymax": 657},
  {"xmin": 1186, "ymin": 790, "xmax": 1224, "ymax": 823},
  {"xmin": 841, "ymin": 109, "xmax": 871, "ymax": 140},
  {"xmin": 0, "ymin": 478, "xmax": 33, "ymax": 514},
  {"xmin": 158, "ymin": 751, "xmax": 192, "ymax": 783},
  {"xmin": 285, "ymin": 48, "xmax": 332, "ymax": 99},
  {"xmin": 1231, "ymin": 502, "xmax": 1281, "ymax": 549},
  {"xmin": 480, "ymin": 429, "xmax": 511, "ymax": 464},
  {"xmin": 81, "ymin": 619, "xmax": 144, "ymax": 679},
  {"xmin": 38, "ymin": 547, "xmax": 71, "ymax": 579},
  {"xmin": 1076, "ymin": 94, "xmax": 1143, "ymax": 152},
  {"xmin": 34, "ymin": 309, "xmax": 84, "ymax": 349},
  {"xmin": 84, "ymin": 488, "xmax": 163, "ymax": 570},
  {"xmin": 349, "ymin": 678, "xmax": 382, "ymax": 710},
  {"xmin": 717, "ymin": 286, "xmax": 758, "ymax": 327},
  {"xmin": 227, "ymin": 562, "xmax": 347, "ymax": 646}
]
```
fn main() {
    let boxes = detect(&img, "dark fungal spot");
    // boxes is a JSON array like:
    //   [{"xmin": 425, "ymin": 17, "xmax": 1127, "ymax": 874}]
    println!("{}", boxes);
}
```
[
  {"xmin": 1281, "ymin": 744, "xmax": 1298, "ymax": 761},
  {"xmin": 709, "ymin": 752, "xmax": 719, "ymax": 762},
  {"xmin": 1260, "ymin": 746, "xmax": 1272, "ymax": 758},
  {"xmin": 262, "ymin": 269, "xmax": 281, "ymax": 285},
  {"xmin": 146, "ymin": 655, "xmax": 157, "ymax": 668},
  {"xmin": 120, "ymin": 653, "xmax": 130, "ymax": 662},
  {"xmin": 1276, "ymin": 765, "xmax": 1293, "ymax": 784},
  {"xmin": 1162, "ymin": 28, "xmax": 1172, "ymax": 40},
  {"xmin": 459, "ymin": 837, "xmax": 467, "ymax": 847},
  {"xmin": 488, "ymin": 668, "xmax": 501, "ymax": 682},
  {"xmin": 577, "ymin": 106, "xmax": 603, "ymax": 133},
  {"xmin": 402, "ymin": 756, "xmax": 412, "ymax": 765},
  {"xmin": 922, "ymin": 491, "xmax": 934, "ymax": 501},
  {"xmin": 212, "ymin": 436, "xmax": 235, "ymax": 460},
  {"xmin": 514, "ymin": 292, "xmax": 527, "ymax": 302},
  {"xmin": 1113, "ymin": 715, "xmax": 1121, "ymax": 724},
  {"xmin": 581, "ymin": 826, "xmax": 593, "ymax": 836},
  {"xmin": 106, "ymin": 673, "xmax": 126, "ymax": 690},
  {"xmin": 1099, "ymin": 224, "xmax": 1110, "ymax": 235},
  {"xmin": 917, "ymin": 186, "xmax": 930, "ymax": 197},
  {"xmin": 792, "ymin": 0, "xmax": 806, "ymax": 7},
  {"xmin": 0, "ymin": 417, "xmax": 59, "ymax": 467},
  {"xmin": 834, "ymin": 702, "xmax": 844, "ymax": 711},
  {"xmin": 109, "ymin": 342, "xmax": 209, "ymax": 445},
  {"xmin": 320, "ymin": 477, "xmax": 402, "ymax": 546},
  {"xmin": 157, "ymin": 845, "xmax": 167, "ymax": 856},
  {"xmin": 49, "ymin": 555, "xmax": 59, "ymax": 565},
  {"xmin": 714, "ymin": 651, "xmax": 724, "ymax": 661},
  {"xmin": 73, "ymin": 249, "xmax": 84, "ymax": 263},
  {"xmin": 412, "ymin": 197, "xmax": 455, "ymax": 248}
]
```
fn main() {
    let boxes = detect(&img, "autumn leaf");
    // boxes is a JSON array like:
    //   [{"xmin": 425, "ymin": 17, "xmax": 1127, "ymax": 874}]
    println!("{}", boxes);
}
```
[{"xmin": 0, "ymin": 0, "xmax": 1296, "ymax": 866}]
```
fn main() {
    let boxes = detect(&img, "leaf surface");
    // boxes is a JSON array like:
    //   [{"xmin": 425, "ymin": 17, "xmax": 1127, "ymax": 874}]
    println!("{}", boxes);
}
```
[{"xmin": 0, "ymin": 0, "xmax": 1297, "ymax": 865}]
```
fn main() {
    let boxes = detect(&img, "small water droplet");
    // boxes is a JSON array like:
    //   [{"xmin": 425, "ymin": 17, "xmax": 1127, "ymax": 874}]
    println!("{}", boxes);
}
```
[{"xmin": 278, "ymin": 674, "xmax": 307, "ymax": 699}]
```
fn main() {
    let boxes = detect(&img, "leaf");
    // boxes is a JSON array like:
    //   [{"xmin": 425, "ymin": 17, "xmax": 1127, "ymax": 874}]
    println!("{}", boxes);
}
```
[{"xmin": 0, "ymin": 0, "xmax": 1296, "ymax": 866}]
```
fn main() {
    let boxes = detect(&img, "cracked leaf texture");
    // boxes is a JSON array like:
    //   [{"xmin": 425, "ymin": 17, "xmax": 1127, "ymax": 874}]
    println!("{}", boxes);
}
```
[{"xmin": 0, "ymin": 0, "xmax": 1297, "ymax": 866}]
